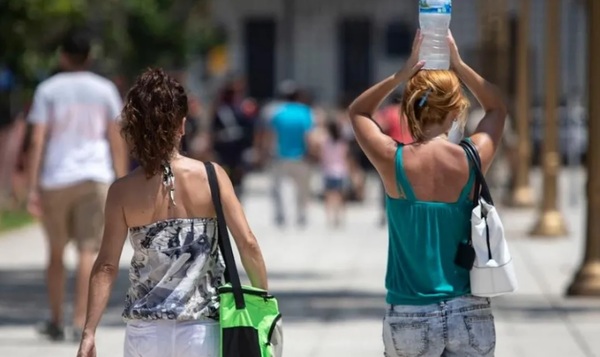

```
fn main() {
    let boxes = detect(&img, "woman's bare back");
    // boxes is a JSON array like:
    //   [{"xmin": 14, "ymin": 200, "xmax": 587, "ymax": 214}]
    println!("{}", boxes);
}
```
[
  {"xmin": 118, "ymin": 156, "xmax": 217, "ymax": 228},
  {"xmin": 383, "ymin": 139, "xmax": 472, "ymax": 202}
]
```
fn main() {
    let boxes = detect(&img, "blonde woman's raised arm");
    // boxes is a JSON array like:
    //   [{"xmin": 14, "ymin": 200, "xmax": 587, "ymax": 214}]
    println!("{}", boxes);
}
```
[
  {"xmin": 448, "ymin": 32, "xmax": 507, "ymax": 172},
  {"xmin": 348, "ymin": 31, "xmax": 425, "ymax": 171}
]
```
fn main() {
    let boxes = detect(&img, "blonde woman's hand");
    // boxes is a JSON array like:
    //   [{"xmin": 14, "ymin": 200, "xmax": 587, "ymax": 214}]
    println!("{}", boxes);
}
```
[
  {"xmin": 447, "ymin": 30, "xmax": 463, "ymax": 69},
  {"xmin": 398, "ymin": 30, "xmax": 425, "ymax": 78}
]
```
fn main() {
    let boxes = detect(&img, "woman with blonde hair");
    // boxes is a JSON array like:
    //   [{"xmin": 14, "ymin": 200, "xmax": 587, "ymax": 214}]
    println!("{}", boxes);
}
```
[{"xmin": 348, "ymin": 31, "xmax": 506, "ymax": 357}]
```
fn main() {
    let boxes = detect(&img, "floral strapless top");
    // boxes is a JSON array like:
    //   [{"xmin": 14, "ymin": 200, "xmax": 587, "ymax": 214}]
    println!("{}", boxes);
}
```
[{"xmin": 122, "ymin": 218, "xmax": 225, "ymax": 322}]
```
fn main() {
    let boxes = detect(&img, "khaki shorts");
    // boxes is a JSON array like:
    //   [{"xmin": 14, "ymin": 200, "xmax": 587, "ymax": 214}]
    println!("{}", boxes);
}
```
[{"xmin": 40, "ymin": 180, "xmax": 109, "ymax": 252}]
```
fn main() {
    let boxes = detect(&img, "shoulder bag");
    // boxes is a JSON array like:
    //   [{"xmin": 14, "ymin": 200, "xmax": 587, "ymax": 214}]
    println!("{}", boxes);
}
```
[
  {"xmin": 460, "ymin": 140, "xmax": 518, "ymax": 297},
  {"xmin": 205, "ymin": 162, "xmax": 283, "ymax": 357}
]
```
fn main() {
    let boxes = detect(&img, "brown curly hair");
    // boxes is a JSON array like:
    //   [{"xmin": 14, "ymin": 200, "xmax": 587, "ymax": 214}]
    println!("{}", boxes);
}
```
[
  {"xmin": 121, "ymin": 68, "xmax": 188, "ymax": 177},
  {"xmin": 401, "ymin": 70, "xmax": 469, "ymax": 142}
]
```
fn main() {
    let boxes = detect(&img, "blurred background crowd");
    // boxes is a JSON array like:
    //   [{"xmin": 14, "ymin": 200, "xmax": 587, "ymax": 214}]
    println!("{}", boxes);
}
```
[{"xmin": 0, "ymin": 0, "xmax": 591, "ymax": 228}]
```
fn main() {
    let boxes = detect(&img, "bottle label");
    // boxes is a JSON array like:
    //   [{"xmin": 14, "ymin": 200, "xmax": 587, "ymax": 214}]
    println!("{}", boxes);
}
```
[{"xmin": 419, "ymin": 0, "xmax": 452, "ymax": 14}]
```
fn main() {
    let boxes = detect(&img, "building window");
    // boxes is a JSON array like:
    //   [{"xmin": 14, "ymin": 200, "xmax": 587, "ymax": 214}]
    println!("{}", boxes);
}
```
[{"xmin": 384, "ymin": 21, "xmax": 412, "ymax": 58}]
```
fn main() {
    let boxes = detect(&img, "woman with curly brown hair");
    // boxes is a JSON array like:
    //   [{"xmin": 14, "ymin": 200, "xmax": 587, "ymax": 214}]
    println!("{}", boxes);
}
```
[
  {"xmin": 76, "ymin": 68, "xmax": 268, "ymax": 357},
  {"xmin": 348, "ymin": 31, "xmax": 506, "ymax": 356}
]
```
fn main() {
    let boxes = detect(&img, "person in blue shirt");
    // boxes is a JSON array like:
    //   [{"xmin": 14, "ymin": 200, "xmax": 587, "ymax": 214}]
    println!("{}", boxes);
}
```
[
  {"xmin": 348, "ymin": 31, "xmax": 507, "ymax": 357},
  {"xmin": 266, "ymin": 81, "xmax": 314, "ymax": 227}
]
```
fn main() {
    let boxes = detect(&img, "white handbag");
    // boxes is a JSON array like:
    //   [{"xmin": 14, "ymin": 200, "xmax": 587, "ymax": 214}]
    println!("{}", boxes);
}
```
[{"xmin": 461, "ymin": 140, "xmax": 518, "ymax": 297}]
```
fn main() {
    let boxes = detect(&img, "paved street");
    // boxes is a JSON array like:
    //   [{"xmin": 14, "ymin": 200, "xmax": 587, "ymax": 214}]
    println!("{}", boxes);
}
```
[{"xmin": 1, "ymin": 168, "xmax": 599, "ymax": 357}]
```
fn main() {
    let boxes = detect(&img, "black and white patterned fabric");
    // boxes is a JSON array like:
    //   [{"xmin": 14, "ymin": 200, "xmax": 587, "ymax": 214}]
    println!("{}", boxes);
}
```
[{"xmin": 122, "ymin": 218, "xmax": 225, "ymax": 322}]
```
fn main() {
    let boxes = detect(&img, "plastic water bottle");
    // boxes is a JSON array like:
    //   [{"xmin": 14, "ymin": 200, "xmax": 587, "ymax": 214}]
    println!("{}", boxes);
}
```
[{"xmin": 419, "ymin": 0, "xmax": 452, "ymax": 70}]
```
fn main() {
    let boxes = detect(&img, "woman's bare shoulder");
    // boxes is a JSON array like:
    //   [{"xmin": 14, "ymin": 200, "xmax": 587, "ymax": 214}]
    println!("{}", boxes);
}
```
[
  {"xmin": 177, "ymin": 157, "xmax": 212, "ymax": 180},
  {"xmin": 107, "ymin": 168, "xmax": 146, "ymax": 201}
]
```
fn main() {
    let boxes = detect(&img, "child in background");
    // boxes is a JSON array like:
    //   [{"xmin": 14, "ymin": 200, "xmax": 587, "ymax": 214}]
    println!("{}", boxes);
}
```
[{"xmin": 321, "ymin": 119, "xmax": 349, "ymax": 228}]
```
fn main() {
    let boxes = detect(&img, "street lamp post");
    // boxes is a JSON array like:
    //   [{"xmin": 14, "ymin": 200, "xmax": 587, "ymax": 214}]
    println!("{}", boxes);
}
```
[
  {"xmin": 509, "ymin": 0, "xmax": 535, "ymax": 207},
  {"xmin": 530, "ymin": 0, "xmax": 568, "ymax": 237},
  {"xmin": 567, "ymin": 0, "xmax": 600, "ymax": 296}
]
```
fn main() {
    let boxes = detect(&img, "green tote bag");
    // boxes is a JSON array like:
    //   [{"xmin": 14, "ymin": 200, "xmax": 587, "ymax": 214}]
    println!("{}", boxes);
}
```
[{"xmin": 205, "ymin": 162, "xmax": 283, "ymax": 357}]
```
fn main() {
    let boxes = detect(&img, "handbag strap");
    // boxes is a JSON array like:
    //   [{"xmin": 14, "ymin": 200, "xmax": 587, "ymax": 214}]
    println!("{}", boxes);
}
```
[
  {"xmin": 204, "ymin": 161, "xmax": 246, "ymax": 310},
  {"xmin": 460, "ymin": 139, "xmax": 494, "ymax": 207}
]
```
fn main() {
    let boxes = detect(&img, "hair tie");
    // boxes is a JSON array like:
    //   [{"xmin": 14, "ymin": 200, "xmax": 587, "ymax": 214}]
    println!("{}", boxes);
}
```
[{"xmin": 418, "ymin": 89, "xmax": 432, "ymax": 108}]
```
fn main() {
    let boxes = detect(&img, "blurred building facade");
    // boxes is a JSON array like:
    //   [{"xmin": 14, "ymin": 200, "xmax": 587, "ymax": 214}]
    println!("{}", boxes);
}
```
[{"xmin": 210, "ymin": 0, "xmax": 587, "ymax": 107}]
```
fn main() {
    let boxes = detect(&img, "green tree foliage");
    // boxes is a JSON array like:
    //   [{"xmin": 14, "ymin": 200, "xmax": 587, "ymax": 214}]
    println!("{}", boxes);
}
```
[
  {"xmin": 122, "ymin": 0, "xmax": 202, "ymax": 75},
  {"xmin": 0, "ymin": 0, "xmax": 87, "ymax": 86},
  {"xmin": 0, "ymin": 0, "xmax": 217, "ymax": 90}
]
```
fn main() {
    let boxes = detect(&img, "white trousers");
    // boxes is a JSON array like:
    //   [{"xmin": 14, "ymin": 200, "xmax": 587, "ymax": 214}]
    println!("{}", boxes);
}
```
[{"xmin": 124, "ymin": 320, "xmax": 219, "ymax": 357}]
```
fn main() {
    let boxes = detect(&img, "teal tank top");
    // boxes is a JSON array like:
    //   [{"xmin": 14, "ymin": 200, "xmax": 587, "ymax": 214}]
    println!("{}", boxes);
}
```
[{"xmin": 385, "ymin": 144, "xmax": 474, "ymax": 305}]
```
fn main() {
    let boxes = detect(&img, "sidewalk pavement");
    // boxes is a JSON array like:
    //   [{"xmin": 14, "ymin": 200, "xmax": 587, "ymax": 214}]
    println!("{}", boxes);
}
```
[{"xmin": 1, "ymin": 168, "xmax": 599, "ymax": 357}]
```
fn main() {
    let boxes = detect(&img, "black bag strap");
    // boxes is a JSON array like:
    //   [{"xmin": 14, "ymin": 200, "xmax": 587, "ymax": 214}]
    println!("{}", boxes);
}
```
[
  {"xmin": 204, "ymin": 161, "xmax": 246, "ymax": 310},
  {"xmin": 460, "ymin": 139, "xmax": 494, "ymax": 207}
]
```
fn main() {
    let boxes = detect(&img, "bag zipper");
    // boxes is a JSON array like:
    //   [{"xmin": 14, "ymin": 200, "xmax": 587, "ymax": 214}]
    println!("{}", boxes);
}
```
[
  {"xmin": 218, "ymin": 286, "xmax": 274, "ymax": 299},
  {"xmin": 484, "ymin": 216, "xmax": 492, "ymax": 260}
]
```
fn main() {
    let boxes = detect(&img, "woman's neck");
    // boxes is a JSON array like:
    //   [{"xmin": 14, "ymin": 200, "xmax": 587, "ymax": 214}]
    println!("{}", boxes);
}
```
[
  {"xmin": 418, "ymin": 126, "xmax": 449, "ymax": 143},
  {"xmin": 163, "ymin": 152, "xmax": 184, "ymax": 166}
]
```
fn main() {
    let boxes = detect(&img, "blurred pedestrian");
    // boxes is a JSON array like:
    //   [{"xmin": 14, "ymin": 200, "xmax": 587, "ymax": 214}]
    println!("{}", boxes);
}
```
[
  {"xmin": 376, "ymin": 96, "xmax": 414, "ymax": 145},
  {"xmin": 26, "ymin": 28, "xmax": 127, "ymax": 341},
  {"xmin": 299, "ymin": 89, "xmax": 328, "ymax": 163},
  {"xmin": 211, "ymin": 79, "xmax": 256, "ymax": 198},
  {"xmin": 255, "ymin": 97, "xmax": 283, "ymax": 169},
  {"xmin": 266, "ymin": 81, "xmax": 315, "ymax": 228},
  {"xmin": 6, "ymin": 113, "xmax": 28, "ymax": 209},
  {"xmin": 320, "ymin": 119, "xmax": 349, "ymax": 228},
  {"xmin": 336, "ymin": 93, "xmax": 369, "ymax": 203},
  {"xmin": 0, "ymin": 122, "xmax": 22, "ymax": 207},
  {"xmin": 348, "ymin": 31, "xmax": 506, "ymax": 356},
  {"xmin": 181, "ymin": 97, "xmax": 200, "ymax": 156},
  {"xmin": 76, "ymin": 68, "xmax": 268, "ymax": 357},
  {"xmin": 185, "ymin": 96, "xmax": 213, "ymax": 162}
]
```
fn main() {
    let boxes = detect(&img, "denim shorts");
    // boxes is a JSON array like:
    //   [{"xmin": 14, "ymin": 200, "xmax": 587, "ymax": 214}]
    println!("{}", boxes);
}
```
[
  {"xmin": 383, "ymin": 295, "xmax": 495, "ymax": 357},
  {"xmin": 324, "ymin": 176, "xmax": 345, "ymax": 191}
]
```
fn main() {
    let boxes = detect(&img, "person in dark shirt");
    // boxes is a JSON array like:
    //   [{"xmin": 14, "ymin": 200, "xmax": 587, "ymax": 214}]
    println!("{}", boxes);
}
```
[{"xmin": 210, "ymin": 79, "xmax": 256, "ymax": 197}]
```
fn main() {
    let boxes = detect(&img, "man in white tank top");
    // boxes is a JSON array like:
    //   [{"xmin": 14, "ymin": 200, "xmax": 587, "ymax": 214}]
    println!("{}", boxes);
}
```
[{"xmin": 26, "ymin": 28, "xmax": 127, "ymax": 341}]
